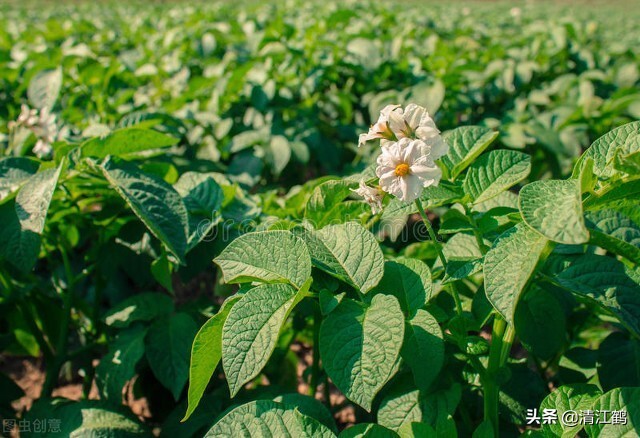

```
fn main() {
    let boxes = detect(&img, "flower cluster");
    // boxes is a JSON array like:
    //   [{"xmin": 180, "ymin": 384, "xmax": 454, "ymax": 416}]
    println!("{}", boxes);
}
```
[
  {"xmin": 9, "ymin": 104, "xmax": 57, "ymax": 158},
  {"xmin": 353, "ymin": 104, "xmax": 448, "ymax": 210}
]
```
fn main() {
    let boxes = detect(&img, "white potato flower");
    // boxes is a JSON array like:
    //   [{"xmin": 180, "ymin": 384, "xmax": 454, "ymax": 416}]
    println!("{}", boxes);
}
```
[
  {"xmin": 32, "ymin": 139, "xmax": 53, "ymax": 158},
  {"xmin": 9, "ymin": 104, "xmax": 58, "ymax": 158},
  {"xmin": 17, "ymin": 104, "xmax": 39, "ymax": 127},
  {"xmin": 358, "ymin": 104, "xmax": 402, "ymax": 147},
  {"xmin": 376, "ymin": 137, "xmax": 442, "ymax": 202},
  {"xmin": 351, "ymin": 179, "xmax": 384, "ymax": 214},
  {"xmin": 31, "ymin": 106, "xmax": 57, "ymax": 144},
  {"xmin": 359, "ymin": 104, "xmax": 448, "ymax": 159}
]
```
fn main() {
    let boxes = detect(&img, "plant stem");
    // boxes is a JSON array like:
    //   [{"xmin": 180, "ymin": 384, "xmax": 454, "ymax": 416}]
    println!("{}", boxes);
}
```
[
  {"xmin": 415, "ymin": 198, "xmax": 447, "ymax": 268},
  {"xmin": 464, "ymin": 205, "xmax": 490, "ymax": 254},
  {"xmin": 323, "ymin": 378, "xmax": 331, "ymax": 410},
  {"xmin": 447, "ymin": 284, "xmax": 464, "ymax": 315},
  {"xmin": 18, "ymin": 301, "xmax": 54, "ymax": 361},
  {"xmin": 415, "ymin": 199, "xmax": 464, "ymax": 315},
  {"xmin": 499, "ymin": 324, "xmax": 515, "ymax": 363},
  {"xmin": 309, "ymin": 304, "xmax": 321, "ymax": 397},
  {"xmin": 42, "ymin": 246, "xmax": 75, "ymax": 397},
  {"xmin": 0, "ymin": 269, "xmax": 11, "ymax": 293},
  {"xmin": 484, "ymin": 315, "xmax": 510, "ymax": 435}
]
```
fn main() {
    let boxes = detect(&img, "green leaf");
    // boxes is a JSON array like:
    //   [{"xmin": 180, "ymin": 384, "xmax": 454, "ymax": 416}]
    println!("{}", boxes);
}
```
[
  {"xmin": 614, "ymin": 149, "xmax": 640, "ymax": 175},
  {"xmin": 16, "ymin": 166, "xmax": 63, "ymax": 234},
  {"xmin": 519, "ymin": 179, "xmax": 589, "ymax": 244},
  {"xmin": 472, "ymin": 421, "xmax": 494, "ymax": 438},
  {"xmin": 69, "ymin": 407, "xmax": 147, "ymax": 437},
  {"xmin": 408, "ymin": 79, "xmax": 445, "ymax": 114},
  {"xmin": 214, "ymin": 230, "xmax": 311, "ymax": 288},
  {"xmin": 463, "ymin": 150, "xmax": 531, "ymax": 204},
  {"xmin": 585, "ymin": 209, "xmax": 640, "ymax": 264},
  {"xmin": 584, "ymin": 387, "xmax": 640, "ymax": 437},
  {"xmin": 539, "ymin": 384, "xmax": 601, "ymax": 438},
  {"xmin": 145, "ymin": 313, "xmax": 198, "ymax": 400},
  {"xmin": 399, "ymin": 422, "xmax": 436, "ymax": 438},
  {"xmin": 586, "ymin": 180, "xmax": 640, "ymax": 222},
  {"xmin": 500, "ymin": 364, "xmax": 547, "ymax": 425},
  {"xmin": 440, "ymin": 233, "xmax": 487, "ymax": 283},
  {"xmin": 340, "ymin": 423, "xmax": 399, "ymax": 438},
  {"xmin": 319, "ymin": 290, "xmax": 345, "ymax": 316},
  {"xmin": 514, "ymin": 287, "xmax": 566, "ymax": 361},
  {"xmin": 320, "ymin": 294, "xmax": 404, "ymax": 411},
  {"xmin": 204, "ymin": 400, "xmax": 336, "ymax": 438},
  {"xmin": 25, "ymin": 400, "xmax": 148, "ymax": 437},
  {"xmin": 95, "ymin": 326, "xmax": 147, "ymax": 402},
  {"xmin": 183, "ymin": 296, "xmax": 240, "ymax": 421},
  {"xmin": 378, "ymin": 389, "xmax": 423, "ymax": 432},
  {"xmin": 372, "ymin": 258, "xmax": 432, "ymax": 316},
  {"xmin": 151, "ymin": 252, "xmax": 174, "ymax": 293},
  {"xmin": 582, "ymin": 120, "xmax": 640, "ymax": 179},
  {"xmin": 267, "ymin": 135, "xmax": 291, "ymax": 175},
  {"xmin": 575, "ymin": 157, "xmax": 597, "ymax": 194},
  {"xmin": 100, "ymin": 158, "xmax": 189, "ymax": 263},
  {"xmin": 103, "ymin": 292, "xmax": 173, "ymax": 328},
  {"xmin": 555, "ymin": 254, "xmax": 640, "ymax": 337},
  {"xmin": 402, "ymin": 310, "xmax": 444, "ymax": 392},
  {"xmin": 422, "ymin": 384, "xmax": 462, "ymax": 426},
  {"xmin": 273, "ymin": 393, "xmax": 337, "ymax": 433},
  {"xmin": 597, "ymin": 332, "xmax": 640, "ymax": 391},
  {"xmin": 297, "ymin": 222, "xmax": 384, "ymax": 293},
  {"xmin": 222, "ymin": 282, "xmax": 306, "ymax": 397},
  {"xmin": 0, "ymin": 371, "xmax": 24, "ymax": 405},
  {"xmin": 82, "ymin": 128, "xmax": 178, "ymax": 159},
  {"xmin": 0, "ymin": 201, "xmax": 40, "ymax": 272},
  {"xmin": 0, "ymin": 157, "xmax": 39, "ymax": 204},
  {"xmin": 382, "ymin": 183, "xmax": 464, "ymax": 222},
  {"xmin": 28, "ymin": 67, "xmax": 62, "ymax": 109},
  {"xmin": 174, "ymin": 172, "xmax": 223, "ymax": 250},
  {"xmin": 305, "ymin": 179, "xmax": 365, "ymax": 228},
  {"xmin": 484, "ymin": 223, "xmax": 549, "ymax": 323},
  {"xmin": 441, "ymin": 126, "xmax": 499, "ymax": 179}
]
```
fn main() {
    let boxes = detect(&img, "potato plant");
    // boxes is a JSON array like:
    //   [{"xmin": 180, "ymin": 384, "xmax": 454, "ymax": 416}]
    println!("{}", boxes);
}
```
[{"xmin": 0, "ymin": 1, "xmax": 639, "ymax": 437}]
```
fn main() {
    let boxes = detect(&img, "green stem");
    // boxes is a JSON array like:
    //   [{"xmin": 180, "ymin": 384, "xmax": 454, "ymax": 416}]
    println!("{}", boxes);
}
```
[
  {"xmin": 42, "ymin": 246, "xmax": 75, "ymax": 397},
  {"xmin": 323, "ymin": 378, "xmax": 331, "ymax": 410},
  {"xmin": 447, "ymin": 284, "xmax": 464, "ymax": 315},
  {"xmin": 309, "ymin": 304, "xmax": 321, "ymax": 397},
  {"xmin": 499, "ymin": 324, "xmax": 515, "ymax": 364},
  {"xmin": 18, "ymin": 301, "xmax": 54, "ymax": 361},
  {"xmin": 484, "ymin": 315, "xmax": 508, "ymax": 435},
  {"xmin": 465, "ymin": 204, "xmax": 490, "ymax": 254},
  {"xmin": 0, "ymin": 269, "xmax": 11, "ymax": 293},
  {"xmin": 415, "ymin": 198, "xmax": 447, "ymax": 268},
  {"xmin": 415, "ymin": 199, "xmax": 464, "ymax": 315}
]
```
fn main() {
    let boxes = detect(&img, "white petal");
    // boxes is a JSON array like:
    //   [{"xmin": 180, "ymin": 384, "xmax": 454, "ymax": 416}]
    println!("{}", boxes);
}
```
[
  {"xmin": 380, "ymin": 174, "xmax": 400, "ymax": 198},
  {"xmin": 396, "ymin": 177, "xmax": 408, "ymax": 200},
  {"xmin": 428, "ymin": 136, "xmax": 449, "ymax": 160},
  {"xmin": 378, "ymin": 168, "xmax": 397, "ymax": 184},
  {"xmin": 402, "ymin": 104, "xmax": 426, "ymax": 131},
  {"xmin": 387, "ymin": 110, "xmax": 406, "ymax": 137},
  {"xmin": 415, "ymin": 125, "xmax": 440, "ymax": 141},
  {"xmin": 401, "ymin": 140, "xmax": 417, "ymax": 163},
  {"xmin": 376, "ymin": 153, "xmax": 397, "ymax": 172},
  {"xmin": 379, "ymin": 104, "xmax": 401, "ymax": 117},
  {"xmin": 404, "ymin": 175, "xmax": 425, "ymax": 202},
  {"xmin": 412, "ymin": 164, "xmax": 442, "ymax": 183},
  {"xmin": 380, "ymin": 139, "xmax": 394, "ymax": 149}
]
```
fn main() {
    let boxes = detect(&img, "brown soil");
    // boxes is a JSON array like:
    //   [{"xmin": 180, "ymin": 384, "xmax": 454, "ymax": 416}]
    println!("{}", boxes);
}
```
[{"xmin": 2, "ymin": 342, "xmax": 357, "ymax": 433}]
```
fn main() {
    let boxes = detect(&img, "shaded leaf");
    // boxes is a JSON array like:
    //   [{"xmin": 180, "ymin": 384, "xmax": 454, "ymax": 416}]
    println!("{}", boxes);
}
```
[
  {"xmin": 320, "ymin": 294, "xmax": 404, "ymax": 411},
  {"xmin": 214, "ymin": 230, "xmax": 311, "ymax": 288}
]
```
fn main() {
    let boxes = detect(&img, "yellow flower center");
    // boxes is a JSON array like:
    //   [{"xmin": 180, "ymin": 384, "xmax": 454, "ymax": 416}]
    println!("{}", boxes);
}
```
[{"xmin": 395, "ymin": 163, "xmax": 410, "ymax": 177}]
